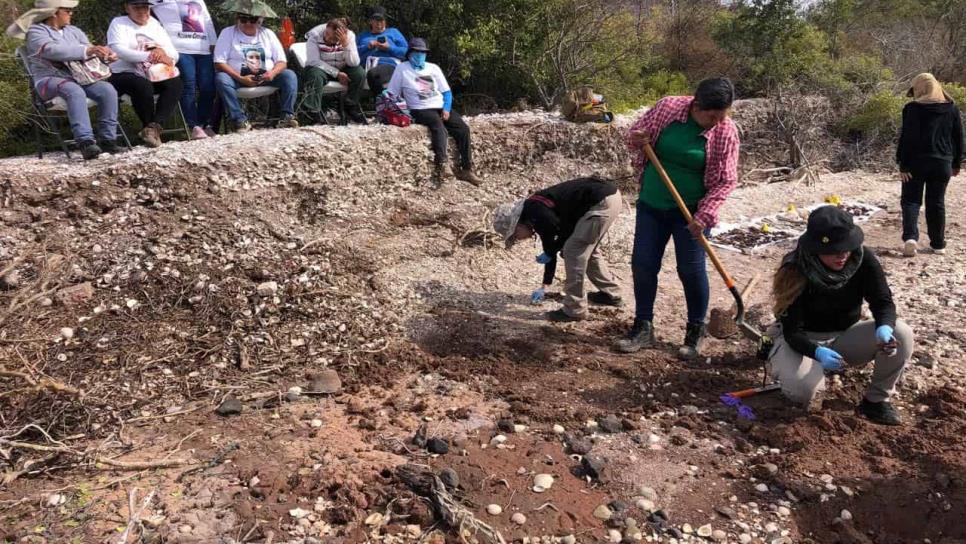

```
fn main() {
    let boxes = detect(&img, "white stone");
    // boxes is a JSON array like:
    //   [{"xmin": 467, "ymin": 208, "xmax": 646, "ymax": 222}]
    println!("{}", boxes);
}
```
[
  {"xmin": 256, "ymin": 281, "xmax": 279, "ymax": 297},
  {"xmin": 310, "ymin": 419, "xmax": 323, "ymax": 428},
  {"xmin": 490, "ymin": 434, "xmax": 507, "ymax": 445},
  {"xmin": 636, "ymin": 499, "xmax": 656, "ymax": 512},
  {"xmin": 289, "ymin": 508, "xmax": 310, "ymax": 519},
  {"xmin": 778, "ymin": 506, "xmax": 791, "ymax": 517},
  {"xmin": 511, "ymin": 512, "xmax": 527, "ymax": 525},
  {"xmin": 513, "ymin": 424, "xmax": 527, "ymax": 433},
  {"xmin": 45, "ymin": 494, "xmax": 66, "ymax": 507},
  {"xmin": 756, "ymin": 483, "xmax": 770, "ymax": 493},
  {"xmin": 840, "ymin": 509, "xmax": 853, "ymax": 521},
  {"xmin": 560, "ymin": 536, "xmax": 576, "ymax": 544},
  {"xmin": 764, "ymin": 522, "xmax": 779, "ymax": 533},
  {"xmin": 739, "ymin": 534, "xmax": 753, "ymax": 544},
  {"xmin": 364, "ymin": 512, "xmax": 384, "ymax": 526},
  {"xmin": 697, "ymin": 525, "xmax": 713, "ymax": 538},
  {"xmin": 534, "ymin": 473, "xmax": 554, "ymax": 490},
  {"xmin": 486, "ymin": 504, "xmax": 503, "ymax": 515},
  {"xmin": 553, "ymin": 424, "xmax": 565, "ymax": 434},
  {"xmin": 59, "ymin": 327, "xmax": 74, "ymax": 340},
  {"xmin": 593, "ymin": 504, "xmax": 613, "ymax": 520},
  {"xmin": 638, "ymin": 486, "xmax": 659, "ymax": 501},
  {"xmin": 682, "ymin": 523, "xmax": 693, "ymax": 534},
  {"xmin": 608, "ymin": 529, "xmax": 623, "ymax": 543}
]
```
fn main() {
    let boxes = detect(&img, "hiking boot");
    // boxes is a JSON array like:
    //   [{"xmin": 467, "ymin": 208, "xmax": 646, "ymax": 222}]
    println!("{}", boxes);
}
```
[
  {"xmin": 615, "ymin": 320, "xmax": 655, "ymax": 353},
  {"xmin": 203, "ymin": 125, "xmax": 217, "ymax": 138},
  {"xmin": 139, "ymin": 123, "xmax": 162, "ymax": 148},
  {"xmin": 677, "ymin": 322, "xmax": 707, "ymax": 361},
  {"xmin": 79, "ymin": 140, "xmax": 102, "ymax": 160},
  {"xmin": 858, "ymin": 398, "xmax": 902, "ymax": 426},
  {"xmin": 98, "ymin": 139, "xmax": 126, "ymax": 154},
  {"xmin": 546, "ymin": 309, "xmax": 583, "ymax": 322},
  {"xmin": 190, "ymin": 126, "xmax": 209, "ymax": 140},
  {"xmin": 455, "ymin": 168, "xmax": 483, "ymax": 186},
  {"xmin": 233, "ymin": 120, "xmax": 252, "ymax": 133},
  {"xmin": 278, "ymin": 115, "xmax": 299, "ymax": 128},
  {"xmin": 435, "ymin": 163, "xmax": 455, "ymax": 180},
  {"xmin": 903, "ymin": 239, "xmax": 917, "ymax": 257},
  {"xmin": 588, "ymin": 291, "xmax": 623, "ymax": 307}
]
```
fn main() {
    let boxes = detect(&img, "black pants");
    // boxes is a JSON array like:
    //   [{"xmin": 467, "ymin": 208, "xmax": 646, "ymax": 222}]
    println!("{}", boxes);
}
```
[
  {"xmin": 901, "ymin": 160, "xmax": 951, "ymax": 249},
  {"xmin": 410, "ymin": 108, "xmax": 471, "ymax": 169},
  {"xmin": 108, "ymin": 72, "xmax": 183, "ymax": 128},
  {"xmin": 366, "ymin": 64, "xmax": 396, "ymax": 93}
]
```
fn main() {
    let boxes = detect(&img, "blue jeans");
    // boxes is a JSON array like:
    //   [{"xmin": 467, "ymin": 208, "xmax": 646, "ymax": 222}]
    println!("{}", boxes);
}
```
[
  {"xmin": 631, "ymin": 203, "xmax": 710, "ymax": 325},
  {"xmin": 177, "ymin": 53, "xmax": 215, "ymax": 129},
  {"xmin": 215, "ymin": 69, "xmax": 297, "ymax": 123},
  {"xmin": 36, "ymin": 77, "xmax": 118, "ymax": 142}
]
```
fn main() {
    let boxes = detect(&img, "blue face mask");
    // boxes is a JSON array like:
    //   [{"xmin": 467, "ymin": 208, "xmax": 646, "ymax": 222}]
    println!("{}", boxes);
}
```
[{"xmin": 409, "ymin": 52, "xmax": 427, "ymax": 70}]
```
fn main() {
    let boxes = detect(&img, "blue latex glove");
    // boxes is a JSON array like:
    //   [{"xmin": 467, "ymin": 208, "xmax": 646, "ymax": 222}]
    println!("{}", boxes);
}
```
[
  {"xmin": 814, "ymin": 346, "xmax": 845, "ymax": 372},
  {"xmin": 875, "ymin": 325, "xmax": 895, "ymax": 344},
  {"xmin": 536, "ymin": 253, "xmax": 552, "ymax": 265},
  {"xmin": 531, "ymin": 287, "xmax": 545, "ymax": 304}
]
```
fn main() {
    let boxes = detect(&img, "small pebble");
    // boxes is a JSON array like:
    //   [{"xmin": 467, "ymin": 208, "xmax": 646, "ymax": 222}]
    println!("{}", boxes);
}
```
[
  {"xmin": 553, "ymin": 424, "xmax": 565, "ymax": 434},
  {"xmin": 697, "ymin": 524, "xmax": 713, "ymax": 538},
  {"xmin": 511, "ymin": 512, "xmax": 526, "ymax": 525},
  {"xmin": 712, "ymin": 529, "xmax": 727, "ymax": 542},
  {"xmin": 739, "ymin": 534, "xmax": 753, "ymax": 544},
  {"xmin": 485, "ymin": 504, "xmax": 502, "ymax": 515},
  {"xmin": 841, "ymin": 509, "xmax": 853, "ymax": 521},
  {"xmin": 765, "ymin": 522, "xmax": 779, "ymax": 533},
  {"xmin": 534, "ymin": 473, "xmax": 554, "ymax": 490},
  {"xmin": 636, "ymin": 499, "xmax": 655, "ymax": 512},
  {"xmin": 490, "ymin": 434, "xmax": 507, "ymax": 446},
  {"xmin": 607, "ymin": 529, "xmax": 622, "ymax": 543},
  {"xmin": 310, "ymin": 419, "xmax": 323, "ymax": 428},
  {"xmin": 593, "ymin": 504, "xmax": 613, "ymax": 520},
  {"xmin": 638, "ymin": 486, "xmax": 658, "ymax": 501},
  {"xmin": 682, "ymin": 523, "xmax": 693, "ymax": 534},
  {"xmin": 778, "ymin": 506, "xmax": 791, "ymax": 517},
  {"xmin": 560, "ymin": 536, "xmax": 576, "ymax": 544},
  {"xmin": 755, "ymin": 483, "xmax": 769, "ymax": 493}
]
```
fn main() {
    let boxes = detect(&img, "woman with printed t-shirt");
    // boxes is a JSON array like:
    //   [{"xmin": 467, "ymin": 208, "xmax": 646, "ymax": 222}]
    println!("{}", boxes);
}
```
[
  {"xmin": 107, "ymin": 0, "xmax": 183, "ymax": 148},
  {"xmin": 386, "ymin": 38, "xmax": 481, "ymax": 185},
  {"xmin": 213, "ymin": 0, "xmax": 297, "ymax": 132},
  {"xmin": 151, "ymin": 0, "xmax": 219, "ymax": 139}
]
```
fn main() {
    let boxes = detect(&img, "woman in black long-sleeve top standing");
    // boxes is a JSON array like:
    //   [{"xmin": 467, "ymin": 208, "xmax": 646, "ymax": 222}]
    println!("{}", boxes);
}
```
[{"xmin": 896, "ymin": 73, "xmax": 963, "ymax": 256}]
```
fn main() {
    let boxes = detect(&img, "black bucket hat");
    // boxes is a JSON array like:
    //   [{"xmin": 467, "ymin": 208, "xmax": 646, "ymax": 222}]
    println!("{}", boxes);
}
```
[
  {"xmin": 408, "ymin": 37, "xmax": 429, "ymax": 53},
  {"xmin": 800, "ymin": 205, "xmax": 864, "ymax": 254}
]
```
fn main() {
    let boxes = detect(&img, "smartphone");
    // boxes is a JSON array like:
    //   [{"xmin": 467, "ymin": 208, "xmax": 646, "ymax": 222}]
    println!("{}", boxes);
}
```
[{"xmin": 377, "ymin": 36, "xmax": 386, "ymax": 43}]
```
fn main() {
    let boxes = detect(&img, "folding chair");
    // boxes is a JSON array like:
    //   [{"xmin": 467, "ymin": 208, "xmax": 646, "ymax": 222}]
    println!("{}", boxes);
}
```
[
  {"xmin": 15, "ymin": 47, "xmax": 132, "ymax": 159},
  {"xmin": 288, "ymin": 41, "xmax": 353, "ymax": 125}
]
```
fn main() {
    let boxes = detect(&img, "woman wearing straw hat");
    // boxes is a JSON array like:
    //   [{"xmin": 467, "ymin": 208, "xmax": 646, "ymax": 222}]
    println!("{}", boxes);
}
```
[
  {"xmin": 769, "ymin": 205, "xmax": 914, "ymax": 425},
  {"xmin": 213, "ymin": 0, "xmax": 298, "ymax": 133},
  {"xmin": 897, "ymin": 73, "xmax": 963, "ymax": 257},
  {"xmin": 8, "ymin": 0, "xmax": 122, "ymax": 160}
]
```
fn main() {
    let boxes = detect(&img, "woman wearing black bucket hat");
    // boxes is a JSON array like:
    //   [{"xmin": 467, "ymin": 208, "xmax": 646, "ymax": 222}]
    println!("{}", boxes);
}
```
[{"xmin": 769, "ymin": 205, "xmax": 915, "ymax": 425}]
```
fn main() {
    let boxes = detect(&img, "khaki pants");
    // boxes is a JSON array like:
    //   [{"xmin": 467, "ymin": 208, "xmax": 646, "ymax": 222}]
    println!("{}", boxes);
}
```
[
  {"xmin": 768, "ymin": 320, "xmax": 914, "ymax": 405},
  {"xmin": 561, "ymin": 192, "xmax": 623, "ymax": 317}
]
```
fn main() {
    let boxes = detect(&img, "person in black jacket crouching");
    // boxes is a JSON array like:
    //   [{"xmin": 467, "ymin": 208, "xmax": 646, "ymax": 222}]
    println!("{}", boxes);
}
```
[
  {"xmin": 493, "ymin": 176, "xmax": 623, "ymax": 322},
  {"xmin": 896, "ymin": 73, "xmax": 963, "ymax": 256},
  {"xmin": 769, "ymin": 206, "xmax": 914, "ymax": 426}
]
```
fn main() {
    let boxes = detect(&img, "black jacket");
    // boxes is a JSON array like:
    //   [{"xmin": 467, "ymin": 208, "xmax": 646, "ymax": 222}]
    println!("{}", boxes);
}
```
[
  {"xmin": 519, "ymin": 177, "xmax": 617, "ymax": 285},
  {"xmin": 896, "ymin": 101, "xmax": 963, "ymax": 173},
  {"xmin": 780, "ymin": 248, "xmax": 897, "ymax": 358}
]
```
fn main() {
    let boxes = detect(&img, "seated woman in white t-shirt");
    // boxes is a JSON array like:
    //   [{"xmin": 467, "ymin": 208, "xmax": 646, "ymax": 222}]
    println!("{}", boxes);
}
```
[
  {"xmin": 107, "ymin": 0, "xmax": 183, "ymax": 148},
  {"xmin": 212, "ymin": 0, "xmax": 297, "ymax": 132},
  {"xmin": 386, "ymin": 38, "xmax": 481, "ymax": 186},
  {"xmin": 151, "ymin": 0, "xmax": 219, "ymax": 139}
]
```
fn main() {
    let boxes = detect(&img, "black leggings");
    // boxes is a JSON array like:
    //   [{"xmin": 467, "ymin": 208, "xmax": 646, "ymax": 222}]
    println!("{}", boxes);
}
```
[
  {"xmin": 901, "ymin": 159, "xmax": 951, "ymax": 249},
  {"xmin": 108, "ymin": 72, "xmax": 183, "ymax": 128},
  {"xmin": 410, "ymin": 108, "xmax": 472, "ymax": 169}
]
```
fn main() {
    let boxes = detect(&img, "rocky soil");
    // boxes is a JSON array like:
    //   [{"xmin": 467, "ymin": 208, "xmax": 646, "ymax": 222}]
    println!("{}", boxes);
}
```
[{"xmin": 0, "ymin": 103, "xmax": 963, "ymax": 544}]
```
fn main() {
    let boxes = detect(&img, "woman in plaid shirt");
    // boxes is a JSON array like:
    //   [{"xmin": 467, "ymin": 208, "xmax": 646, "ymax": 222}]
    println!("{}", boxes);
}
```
[{"xmin": 616, "ymin": 78, "xmax": 740, "ymax": 360}]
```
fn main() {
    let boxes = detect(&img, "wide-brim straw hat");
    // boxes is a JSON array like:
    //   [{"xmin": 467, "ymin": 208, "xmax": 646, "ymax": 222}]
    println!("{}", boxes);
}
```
[
  {"xmin": 5, "ymin": 0, "xmax": 79, "ymax": 40},
  {"xmin": 492, "ymin": 199, "xmax": 525, "ymax": 250},
  {"xmin": 221, "ymin": 0, "xmax": 277, "ymax": 18}
]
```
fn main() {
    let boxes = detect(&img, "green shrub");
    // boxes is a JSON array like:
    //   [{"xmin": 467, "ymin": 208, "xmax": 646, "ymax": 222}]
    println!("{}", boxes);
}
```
[
  {"xmin": 843, "ymin": 89, "xmax": 904, "ymax": 141},
  {"xmin": 944, "ymin": 82, "xmax": 966, "ymax": 106}
]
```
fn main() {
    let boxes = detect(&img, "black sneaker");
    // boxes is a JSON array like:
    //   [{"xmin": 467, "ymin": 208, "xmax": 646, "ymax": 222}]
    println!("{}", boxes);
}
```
[
  {"xmin": 615, "ymin": 320, "xmax": 655, "ymax": 353},
  {"xmin": 98, "ymin": 139, "xmax": 126, "ymax": 154},
  {"xmin": 79, "ymin": 141, "xmax": 102, "ymax": 160},
  {"xmin": 677, "ymin": 322, "xmax": 707, "ymax": 361},
  {"xmin": 547, "ymin": 309, "xmax": 583, "ymax": 322},
  {"xmin": 588, "ymin": 291, "xmax": 623, "ymax": 307},
  {"xmin": 347, "ymin": 107, "xmax": 368, "ymax": 125},
  {"xmin": 858, "ymin": 398, "xmax": 902, "ymax": 426}
]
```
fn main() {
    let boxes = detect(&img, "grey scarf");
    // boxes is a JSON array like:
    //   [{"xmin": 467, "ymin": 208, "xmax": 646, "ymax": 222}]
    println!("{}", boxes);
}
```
[{"xmin": 790, "ymin": 244, "xmax": 864, "ymax": 292}]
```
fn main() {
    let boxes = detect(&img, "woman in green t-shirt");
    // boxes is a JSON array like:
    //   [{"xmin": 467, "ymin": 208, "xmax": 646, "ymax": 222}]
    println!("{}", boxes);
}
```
[{"xmin": 616, "ymin": 78, "xmax": 741, "ymax": 360}]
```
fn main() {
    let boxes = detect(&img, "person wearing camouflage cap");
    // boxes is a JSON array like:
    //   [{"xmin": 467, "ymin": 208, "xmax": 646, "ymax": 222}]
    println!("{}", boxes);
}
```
[
  {"xmin": 493, "ymin": 176, "xmax": 623, "ymax": 322},
  {"xmin": 213, "ymin": 0, "xmax": 299, "ymax": 132}
]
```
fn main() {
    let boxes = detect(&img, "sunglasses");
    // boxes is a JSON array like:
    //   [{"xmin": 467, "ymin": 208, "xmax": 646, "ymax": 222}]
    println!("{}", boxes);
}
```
[
  {"xmin": 238, "ymin": 15, "xmax": 259, "ymax": 23},
  {"xmin": 59, "ymin": 7, "xmax": 74, "ymax": 12}
]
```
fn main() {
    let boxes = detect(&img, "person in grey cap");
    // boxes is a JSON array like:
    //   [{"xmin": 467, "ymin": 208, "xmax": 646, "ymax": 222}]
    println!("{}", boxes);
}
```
[
  {"xmin": 10, "ymin": 0, "xmax": 122, "ymax": 159},
  {"xmin": 493, "ymin": 176, "xmax": 623, "ymax": 322},
  {"xmin": 386, "ymin": 37, "xmax": 481, "ymax": 185}
]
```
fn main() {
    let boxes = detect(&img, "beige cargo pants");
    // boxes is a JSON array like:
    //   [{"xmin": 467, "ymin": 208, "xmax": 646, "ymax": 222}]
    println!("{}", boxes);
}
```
[
  {"xmin": 768, "ymin": 319, "xmax": 914, "ymax": 405},
  {"xmin": 560, "ymin": 192, "xmax": 623, "ymax": 317}
]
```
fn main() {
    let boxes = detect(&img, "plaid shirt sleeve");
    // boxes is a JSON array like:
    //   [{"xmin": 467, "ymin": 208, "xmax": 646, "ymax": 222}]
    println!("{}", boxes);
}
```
[
  {"xmin": 626, "ymin": 97, "xmax": 692, "ymax": 174},
  {"xmin": 694, "ymin": 119, "xmax": 740, "ymax": 229}
]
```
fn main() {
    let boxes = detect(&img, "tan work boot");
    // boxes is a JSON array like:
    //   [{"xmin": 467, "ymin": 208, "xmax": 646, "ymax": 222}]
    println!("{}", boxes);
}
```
[
  {"xmin": 139, "ymin": 123, "xmax": 162, "ymax": 148},
  {"xmin": 435, "ymin": 163, "xmax": 455, "ymax": 180},
  {"xmin": 455, "ymin": 168, "xmax": 483, "ymax": 186}
]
